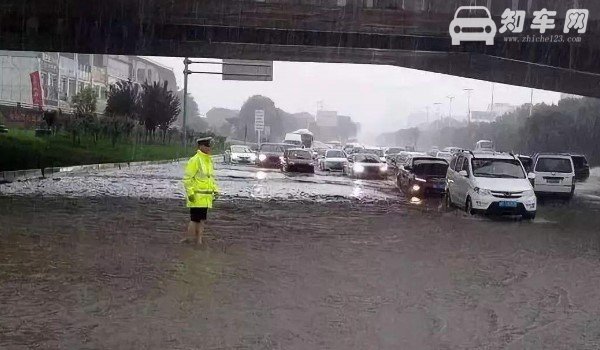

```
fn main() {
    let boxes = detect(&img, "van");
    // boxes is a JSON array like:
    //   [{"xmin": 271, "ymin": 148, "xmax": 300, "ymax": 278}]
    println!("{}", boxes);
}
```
[{"xmin": 532, "ymin": 153, "xmax": 575, "ymax": 199}]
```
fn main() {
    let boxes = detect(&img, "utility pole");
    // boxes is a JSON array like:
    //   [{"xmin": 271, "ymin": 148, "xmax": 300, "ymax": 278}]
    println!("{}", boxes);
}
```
[
  {"xmin": 463, "ymin": 88, "xmax": 473, "ymax": 126},
  {"xmin": 182, "ymin": 57, "xmax": 190, "ymax": 154},
  {"xmin": 529, "ymin": 88, "xmax": 534, "ymax": 117},
  {"xmin": 490, "ymin": 83, "xmax": 495, "ymax": 116},
  {"xmin": 446, "ymin": 95, "xmax": 455, "ymax": 120}
]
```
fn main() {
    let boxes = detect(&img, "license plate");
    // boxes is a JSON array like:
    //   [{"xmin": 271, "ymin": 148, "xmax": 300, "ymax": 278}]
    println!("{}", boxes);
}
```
[
  {"xmin": 499, "ymin": 201, "xmax": 518, "ymax": 208},
  {"xmin": 547, "ymin": 179, "xmax": 560, "ymax": 184}
]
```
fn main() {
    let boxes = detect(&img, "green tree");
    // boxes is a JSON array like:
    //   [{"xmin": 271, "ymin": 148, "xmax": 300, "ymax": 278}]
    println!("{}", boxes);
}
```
[
  {"xmin": 69, "ymin": 87, "xmax": 97, "ymax": 145},
  {"xmin": 140, "ymin": 81, "xmax": 181, "ymax": 143},
  {"xmin": 105, "ymin": 80, "xmax": 141, "ymax": 146}
]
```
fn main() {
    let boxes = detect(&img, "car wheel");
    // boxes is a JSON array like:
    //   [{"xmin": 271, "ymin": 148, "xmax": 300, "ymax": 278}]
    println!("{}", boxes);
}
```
[
  {"xmin": 465, "ymin": 197, "xmax": 475, "ymax": 215},
  {"xmin": 522, "ymin": 212, "xmax": 536, "ymax": 220}
]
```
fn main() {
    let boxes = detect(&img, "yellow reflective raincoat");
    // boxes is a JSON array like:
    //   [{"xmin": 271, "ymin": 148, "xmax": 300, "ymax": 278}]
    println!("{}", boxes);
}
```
[{"xmin": 183, "ymin": 151, "xmax": 219, "ymax": 208}]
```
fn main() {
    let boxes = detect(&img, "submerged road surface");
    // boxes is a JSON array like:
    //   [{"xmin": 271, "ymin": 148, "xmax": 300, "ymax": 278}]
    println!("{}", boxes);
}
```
[{"xmin": 2, "ymin": 162, "xmax": 600, "ymax": 349}]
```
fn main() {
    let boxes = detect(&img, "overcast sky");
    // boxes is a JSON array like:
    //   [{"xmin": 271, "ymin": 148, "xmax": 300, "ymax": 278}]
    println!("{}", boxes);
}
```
[{"xmin": 149, "ymin": 56, "xmax": 561, "ymax": 143}]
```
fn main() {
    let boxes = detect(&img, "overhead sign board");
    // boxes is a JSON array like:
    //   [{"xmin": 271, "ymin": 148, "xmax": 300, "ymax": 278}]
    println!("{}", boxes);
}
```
[
  {"xmin": 222, "ymin": 60, "xmax": 273, "ymax": 81},
  {"xmin": 255, "ymin": 110, "xmax": 265, "ymax": 132}
]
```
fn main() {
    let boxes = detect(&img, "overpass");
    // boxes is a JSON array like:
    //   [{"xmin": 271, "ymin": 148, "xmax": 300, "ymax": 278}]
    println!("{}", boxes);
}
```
[{"xmin": 1, "ymin": 0, "xmax": 600, "ymax": 97}]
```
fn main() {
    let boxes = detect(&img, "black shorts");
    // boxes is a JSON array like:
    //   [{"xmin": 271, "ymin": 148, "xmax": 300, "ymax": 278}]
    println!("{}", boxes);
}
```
[{"xmin": 190, "ymin": 208, "xmax": 208, "ymax": 222}]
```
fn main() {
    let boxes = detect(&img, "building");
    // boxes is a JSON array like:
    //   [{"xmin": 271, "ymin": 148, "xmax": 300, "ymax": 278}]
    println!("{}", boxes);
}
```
[
  {"xmin": 0, "ymin": 51, "xmax": 177, "ymax": 116},
  {"xmin": 471, "ymin": 103, "xmax": 518, "ymax": 123}
]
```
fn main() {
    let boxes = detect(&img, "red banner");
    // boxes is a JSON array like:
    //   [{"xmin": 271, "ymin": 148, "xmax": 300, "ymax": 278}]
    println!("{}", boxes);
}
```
[{"xmin": 29, "ymin": 71, "xmax": 44, "ymax": 108}]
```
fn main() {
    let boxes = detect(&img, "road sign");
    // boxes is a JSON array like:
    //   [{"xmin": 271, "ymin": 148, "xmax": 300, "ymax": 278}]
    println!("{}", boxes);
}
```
[
  {"xmin": 223, "ymin": 60, "xmax": 273, "ymax": 81},
  {"xmin": 255, "ymin": 110, "xmax": 265, "ymax": 132}
]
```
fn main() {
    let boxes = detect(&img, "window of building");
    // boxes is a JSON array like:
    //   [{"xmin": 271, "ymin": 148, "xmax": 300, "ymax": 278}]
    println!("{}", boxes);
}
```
[
  {"xmin": 137, "ymin": 68, "xmax": 146, "ymax": 82},
  {"xmin": 93, "ymin": 54, "xmax": 105, "ymax": 67},
  {"xmin": 68, "ymin": 79, "xmax": 76, "ymax": 97}
]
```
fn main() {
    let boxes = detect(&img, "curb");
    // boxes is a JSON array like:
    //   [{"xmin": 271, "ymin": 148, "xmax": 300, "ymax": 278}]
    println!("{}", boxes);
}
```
[{"xmin": 1, "ymin": 154, "xmax": 223, "ymax": 183}]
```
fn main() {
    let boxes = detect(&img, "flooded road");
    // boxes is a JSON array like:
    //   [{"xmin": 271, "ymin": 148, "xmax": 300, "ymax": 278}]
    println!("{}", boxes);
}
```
[{"xmin": 2, "ymin": 163, "xmax": 600, "ymax": 349}]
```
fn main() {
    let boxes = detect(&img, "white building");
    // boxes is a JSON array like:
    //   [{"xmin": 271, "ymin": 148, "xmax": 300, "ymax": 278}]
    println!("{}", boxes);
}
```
[{"xmin": 0, "ymin": 51, "xmax": 177, "ymax": 114}]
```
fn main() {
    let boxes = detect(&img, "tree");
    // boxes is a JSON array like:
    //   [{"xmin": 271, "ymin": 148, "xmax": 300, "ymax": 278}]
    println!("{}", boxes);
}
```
[
  {"xmin": 70, "ymin": 87, "xmax": 97, "ymax": 145},
  {"xmin": 105, "ymin": 80, "xmax": 141, "ymax": 120},
  {"xmin": 140, "ymin": 81, "xmax": 181, "ymax": 143},
  {"xmin": 174, "ymin": 90, "xmax": 209, "ymax": 132},
  {"xmin": 105, "ymin": 80, "xmax": 141, "ymax": 146}
]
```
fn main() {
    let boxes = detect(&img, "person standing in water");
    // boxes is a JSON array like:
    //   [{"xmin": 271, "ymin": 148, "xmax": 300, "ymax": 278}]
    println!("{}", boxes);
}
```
[{"xmin": 182, "ymin": 137, "xmax": 219, "ymax": 245}]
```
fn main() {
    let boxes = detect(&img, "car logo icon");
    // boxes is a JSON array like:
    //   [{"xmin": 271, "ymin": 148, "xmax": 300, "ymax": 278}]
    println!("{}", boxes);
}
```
[{"xmin": 450, "ymin": 6, "xmax": 497, "ymax": 45}]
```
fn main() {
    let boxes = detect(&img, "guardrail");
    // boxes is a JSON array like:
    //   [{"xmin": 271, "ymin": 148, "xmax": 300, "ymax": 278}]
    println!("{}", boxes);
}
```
[{"xmin": 0, "ymin": 154, "xmax": 223, "ymax": 183}]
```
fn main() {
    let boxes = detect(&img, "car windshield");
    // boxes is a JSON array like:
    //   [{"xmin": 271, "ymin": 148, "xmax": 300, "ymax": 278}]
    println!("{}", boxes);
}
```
[
  {"xmin": 412, "ymin": 161, "xmax": 449, "ymax": 176},
  {"xmin": 472, "ymin": 159, "xmax": 525, "ymax": 179},
  {"xmin": 288, "ymin": 150, "xmax": 311, "ymax": 159},
  {"xmin": 231, "ymin": 146, "xmax": 252, "ymax": 153},
  {"xmin": 326, "ymin": 150, "xmax": 345, "ymax": 158},
  {"xmin": 437, "ymin": 152, "xmax": 452, "ymax": 158},
  {"xmin": 457, "ymin": 8, "xmax": 489, "ymax": 18},
  {"xmin": 260, "ymin": 144, "xmax": 284, "ymax": 152},
  {"xmin": 535, "ymin": 158, "xmax": 573, "ymax": 173},
  {"xmin": 478, "ymin": 141, "xmax": 493, "ymax": 149},
  {"xmin": 355, "ymin": 154, "xmax": 380, "ymax": 163}
]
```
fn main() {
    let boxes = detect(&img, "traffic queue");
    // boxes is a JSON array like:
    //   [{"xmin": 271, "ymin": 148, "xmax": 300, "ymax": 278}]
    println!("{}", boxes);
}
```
[{"xmin": 223, "ymin": 139, "xmax": 591, "ymax": 220}]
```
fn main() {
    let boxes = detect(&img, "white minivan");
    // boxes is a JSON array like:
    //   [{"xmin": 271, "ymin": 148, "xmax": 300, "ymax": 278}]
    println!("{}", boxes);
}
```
[
  {"xmin": 532, "ymin": 153, "xmax": 575, "ymax": 199},
  {"xmin": 446, "ymin": 151, "xmax": 537, "ymax": 220}
]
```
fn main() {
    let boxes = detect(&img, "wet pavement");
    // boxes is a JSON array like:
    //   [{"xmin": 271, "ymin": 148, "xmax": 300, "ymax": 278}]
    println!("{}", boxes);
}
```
[{"xmin": 2, "ymin": 163, "xmax": 600, "ymax": 349}]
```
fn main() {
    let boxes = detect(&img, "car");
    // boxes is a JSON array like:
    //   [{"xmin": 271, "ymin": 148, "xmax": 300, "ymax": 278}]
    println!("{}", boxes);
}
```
[
  {"xmin": 282, "ymin": 148, "xmax": 315, "ymax": 173},
  {"xmin": 449, "ymin": 6, "xmax": 497, "ymax": 46},
  {"xmin": 397, "ymin": 156, "xmax": 449, "ymax": 197},
  {"xmin": 385, "ymin": 147, "xmax": 405, "ymax": 160},
  {"xmin": 446, "ymin": 151, "xmax": 537, "ymax": 220},
  {"xmin": 531, "ymin": 153, "xmax": 576, "ymax": 199},
  {"xmin": 257, "ymin": 143, "xmax": 287, "ymax": 168},
  {"xmin": 571, "ymin": 154, "xmax": 590, "ymax": 181},
  {"xmin": 319, "ymin": 149, "xmax": 348, "ymax": 171},
  {"xmin": 357, "ymin": 147, "xmax": 385, "ymax": 162},
  {"xmin": 224, "ymin": 145, "xmax": 257, "ymax": 164},
  {"xmin": 427, "ymin": 147, "xmax": 440, "ymax": 157},
  {"xmin": 443, "ymin": 146, "xmax": 462, "ymax": 154},
  {"xmin": 345, "ymin": 153, "xmax": 388, "ymax": 179},
  {"xmin": 517, "ymin": 155, "xmax": 533, "ymax": 173},
  {"xmin": 474, "ymin": 139, "xmax": 494, "ymax": 152},
  {"xmin": 435, "ymin": 151, "xmax": 453, "ymax": 163}
]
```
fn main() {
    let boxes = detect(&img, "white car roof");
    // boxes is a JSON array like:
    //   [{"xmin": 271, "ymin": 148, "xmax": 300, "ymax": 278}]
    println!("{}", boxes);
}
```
[
  {"xmin": 536, "ymin": 153, "xmax": 572, "ymax": 159},
  {"xmin": 462, "ymin": 151, "xmax": 517, "ymax": 160}
]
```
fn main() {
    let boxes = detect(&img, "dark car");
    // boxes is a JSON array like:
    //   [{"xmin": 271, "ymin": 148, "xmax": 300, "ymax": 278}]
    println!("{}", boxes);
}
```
[
  {"xmin": 571, "ymin": 154, "xmax": 590, "ymax": 181},
  {"xmin": 396, "ymin": 157, "xmax": 449, "ymax": 197},
  {"xmin": 517, "ymin": 155, "xmax": 533, "ymax": 173},
  {"xmin": 282, "ymin": 148, "xmax": 315, "ymax": 173},
  {"xmin": 257, "ymin": 143, "xmax": 288, "ymax": 168}
]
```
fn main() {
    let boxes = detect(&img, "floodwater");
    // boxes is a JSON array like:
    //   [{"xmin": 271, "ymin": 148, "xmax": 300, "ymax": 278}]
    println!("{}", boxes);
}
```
[{"xmin": 1, "ymin": 163, "xmax": 600, "ymax": 349}]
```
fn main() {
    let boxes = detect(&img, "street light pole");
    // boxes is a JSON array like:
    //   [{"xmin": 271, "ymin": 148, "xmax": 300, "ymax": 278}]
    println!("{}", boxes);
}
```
[
  {"xmin": 463, "ymin": 88, "xmax": 473, "ymax": 126},
  {"xmin": 182, "ymin": 57, "xmax": 190, "ymax": 154}
]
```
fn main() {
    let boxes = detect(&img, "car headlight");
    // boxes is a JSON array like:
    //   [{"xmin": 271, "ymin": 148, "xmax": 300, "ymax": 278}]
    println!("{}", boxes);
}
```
[
  {"xmin": 353, "ymin": 164, "xmax": 365, "ymax": 173},
  {"xmin": 279, "ymin": 156, "xmax": 284, "ymax": 162},
  {"xmin": 258, "ymin": 154, "xmax": 267, "ymax": 161},
  {"xmin": 380, "ymin": 164, "xmax": 388, "ymax": 172},
  {"xmin": 249, "ymin": 154, "xmax": 257, "ymax": 160},
  {"xmin": 474, "ymin": 187, "xmax": 492, "ymax": 196},
  {"xmin": 523, "ymin": 189, "xmax": 535, "ymax": 197},
  {"xmin": 411, "ymin": 184, "xmax": 421, "ymax": 192}
]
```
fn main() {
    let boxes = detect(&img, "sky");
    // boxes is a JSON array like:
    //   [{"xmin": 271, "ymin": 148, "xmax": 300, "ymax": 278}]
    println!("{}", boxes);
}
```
[{"xmin": 148, "ymin": 56, "xmax": 561, "ymax": 143}]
